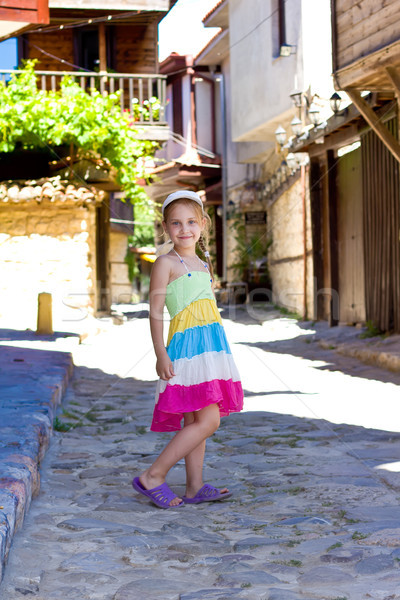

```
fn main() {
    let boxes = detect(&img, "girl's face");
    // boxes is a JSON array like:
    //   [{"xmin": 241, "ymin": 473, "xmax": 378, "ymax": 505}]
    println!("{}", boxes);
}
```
[{"xmin": 163, "ymin": 202, "xmax": 205, "ymax": 250}]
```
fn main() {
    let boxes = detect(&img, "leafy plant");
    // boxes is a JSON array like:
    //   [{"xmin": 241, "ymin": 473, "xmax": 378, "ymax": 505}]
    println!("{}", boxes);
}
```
[
  {"xmin": 359, "ymin": 320, "xmax": 383, "ymax": 339},
  {"xmin": 129, "ymin": 97, "xmax": 161, "ymax": 122},
  {"xmin": 53, "ymin": 416, "xmax": 72, "ymax": 432},
  {"xmin": 125, "ymin": 202, "xmax": 156, "ymax": 282},
  {"xmin": 229, "ymin": 211, "xmax": 272, "ymax": 284},
  {"xmin": 327, "ymin": 542, "xmax": 343, "ymax": 552},
  {"xmin": 0, "ymin": 60, "xmax": 159, "ymax": 204}
]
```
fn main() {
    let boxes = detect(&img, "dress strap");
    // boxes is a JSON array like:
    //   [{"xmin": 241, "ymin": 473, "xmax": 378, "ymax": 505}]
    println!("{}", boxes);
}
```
[
  {"xmin": 173, "ymin": 248, "xmax": 211, "ymax": 281},
  {"xmin": 173, "ymin": 249, "xmax": 189, "ymax": 273}
]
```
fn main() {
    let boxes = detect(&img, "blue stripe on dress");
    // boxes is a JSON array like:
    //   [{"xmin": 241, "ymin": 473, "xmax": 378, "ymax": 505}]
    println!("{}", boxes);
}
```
[{"xmin": 167, "ymin": 321, "xmax": 232, "ymax": 361}]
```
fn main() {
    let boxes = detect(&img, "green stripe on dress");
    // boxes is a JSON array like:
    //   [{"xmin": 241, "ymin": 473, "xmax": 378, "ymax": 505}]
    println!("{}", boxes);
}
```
[{"xmin": 165, "ymin": 271, "xmax": 215, "ymax": 319}]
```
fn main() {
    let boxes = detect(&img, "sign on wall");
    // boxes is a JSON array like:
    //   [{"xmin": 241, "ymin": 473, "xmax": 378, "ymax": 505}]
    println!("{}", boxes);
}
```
[{"xmin": 245, "ymin": 211, "xmax": 267, "ymax": 225}]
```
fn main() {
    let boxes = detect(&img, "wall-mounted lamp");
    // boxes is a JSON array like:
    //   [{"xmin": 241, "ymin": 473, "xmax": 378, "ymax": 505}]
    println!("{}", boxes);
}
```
[
  {"xmin": 290, "ymin": 116, "xmax": 302, "ymax": 136},
  {"xmin": 330, "ymin": 92, "xmax": 342, "ymax": 114},
  {"xmin": 308, "ymin": 102, "xmax": 320, "ymax": 126},
  {"xmin": 275, "ymin": 125, "xmax": 287, "ymax": 147},
  {"xmin": 290, "ymin": 89, "xmax": 303, "ymax": 108},
  {"xmin": 286, "ymin": 152, "xmax": 297, "ymax": 172}
]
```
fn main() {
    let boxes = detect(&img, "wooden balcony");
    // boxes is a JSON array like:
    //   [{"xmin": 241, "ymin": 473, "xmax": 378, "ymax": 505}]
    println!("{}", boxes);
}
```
[{"xmin": 0, "ymin": 69, "xmax": 169, "ymax": 141}]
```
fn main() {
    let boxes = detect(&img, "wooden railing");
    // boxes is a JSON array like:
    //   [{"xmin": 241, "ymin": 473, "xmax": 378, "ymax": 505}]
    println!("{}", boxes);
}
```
[{"xmin": 0, "ymin": 70, "xmax": 168, "ymax": 125}]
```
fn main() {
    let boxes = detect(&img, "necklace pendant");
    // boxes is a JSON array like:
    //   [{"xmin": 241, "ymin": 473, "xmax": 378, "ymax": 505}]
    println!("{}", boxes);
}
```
[{"xmin": 188, "ymin": 273, "xmax": 192, "ymax": 277}]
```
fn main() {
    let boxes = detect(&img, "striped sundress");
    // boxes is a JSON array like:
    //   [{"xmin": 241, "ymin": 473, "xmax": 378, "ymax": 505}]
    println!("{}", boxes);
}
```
[{"xmin": 151, "ymin": 268, "xmax": 244, "ymax": 432}]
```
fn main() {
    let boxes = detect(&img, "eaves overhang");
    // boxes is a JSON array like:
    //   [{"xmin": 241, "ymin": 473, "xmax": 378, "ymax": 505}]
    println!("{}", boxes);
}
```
[
  {"xmin": 290, "ymin": 93, "xmax": 395, "ymax": 156},
  {"xmin": 195, "ymin": 29, "xmax": 228, "ymax": 67},
  {"xmin": 202, "ymin": 0, "xmax": 228, "ymax": 29}
]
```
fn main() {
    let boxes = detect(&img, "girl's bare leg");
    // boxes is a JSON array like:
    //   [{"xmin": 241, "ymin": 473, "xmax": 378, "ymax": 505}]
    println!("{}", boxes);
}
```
[
  {"xmin": 140, "ymin": 403, "xmax": 220, "ymax": 506},
  {"xmin": 183, "ymin": 412, "xmax": 228, "ymax": 498}
]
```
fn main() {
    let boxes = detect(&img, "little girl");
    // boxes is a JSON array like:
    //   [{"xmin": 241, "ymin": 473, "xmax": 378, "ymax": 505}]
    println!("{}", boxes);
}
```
[{"xmin": 132, "ymin": 190, "xmax": 243, "ymax": 508}]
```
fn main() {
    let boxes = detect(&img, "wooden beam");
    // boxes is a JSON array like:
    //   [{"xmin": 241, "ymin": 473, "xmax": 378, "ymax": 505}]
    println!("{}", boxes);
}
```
[
  {"xmin": 385, "ymin": 67, "xmax": 400, "ymax": 105},
  {"xmin": 308, "ymin": 124, "xmax": 360, "ymax": 157},
  {"xmin": 385, "ymin": 67, "xmax": 400, "ymax": 140},
  {"xmin": 345, "ymin": 89, "xmax": 400, "ymax": 164},
  {"xmin": 98, "ymin": 22, "xmax": 107, "ymax": 72},
  {"xmin": 334, "ymin": 38, "xmax": 400, "ymax": 90},
  {"xmin": 327, "ymin": 150, "xmax": 339, "ymax": 327}
]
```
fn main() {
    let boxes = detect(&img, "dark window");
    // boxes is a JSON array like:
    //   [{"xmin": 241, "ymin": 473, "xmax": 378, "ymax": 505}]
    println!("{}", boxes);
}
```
[
  {"xmin": 172, "ymin": 78, "xmax": 183, "ymax": 136},
  {"xmin": 74, "ymin": 27, "xmax": 115, "ymax": 71},
  {"xmin": 109, "ymin": 193, "xmax": 134, "ymax": 235},
  {"xmin": 272, "ymin": 0, "xmax": 286, "ymax": 57}
]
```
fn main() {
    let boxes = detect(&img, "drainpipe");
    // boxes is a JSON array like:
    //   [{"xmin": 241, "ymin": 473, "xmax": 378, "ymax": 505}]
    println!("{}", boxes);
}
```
[
  {"xmin": 217, "ymin": 72, "xmax": 228, "ymax": 282},
  {"xmin": 301, "ymin": 163, "xmax": 307, "ymax": 319}
]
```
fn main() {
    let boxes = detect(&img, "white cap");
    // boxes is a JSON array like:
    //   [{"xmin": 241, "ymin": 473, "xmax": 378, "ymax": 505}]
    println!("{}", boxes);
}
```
[{"xmin": 162, "ymin": 190, "xmax": 203, "ymax": 217}]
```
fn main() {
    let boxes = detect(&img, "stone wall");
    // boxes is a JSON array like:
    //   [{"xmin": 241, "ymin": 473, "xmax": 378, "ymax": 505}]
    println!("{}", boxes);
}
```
[
  {"xmin": 109, "ymin": 231, "xmax": 133, "ymax": 304},
  {"xmin": 268, "ymin": 173, "xmax": 314, "ymax": 318},
  {"xmin": 0, "ymin": 203, "xmax": 97, "ymax": 331}
]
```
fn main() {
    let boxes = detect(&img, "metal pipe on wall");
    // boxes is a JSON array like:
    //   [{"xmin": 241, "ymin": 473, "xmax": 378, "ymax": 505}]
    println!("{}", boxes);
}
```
[
  {"xmin": 217, "ymin": 72, "xmax": 228, "ymax": 282},
  {"xmin": 301, "ymin": 163, "xmax": 307, "ymax": 320}
]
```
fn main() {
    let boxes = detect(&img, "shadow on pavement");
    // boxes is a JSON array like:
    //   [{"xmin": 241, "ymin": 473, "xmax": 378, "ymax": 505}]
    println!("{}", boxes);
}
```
[
  {"xmin": 0, "ymin": 328, "xmax": 81, "ymax": 343},
  {"xmin": 244, "ymin": 337, "xmax": 400, "ymax": 386}
]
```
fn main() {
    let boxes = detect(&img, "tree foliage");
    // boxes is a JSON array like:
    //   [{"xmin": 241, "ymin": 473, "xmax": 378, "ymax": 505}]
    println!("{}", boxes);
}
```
[{"xmin": 0, "ymin": 60, "xmax": 158, "ymax": 204}]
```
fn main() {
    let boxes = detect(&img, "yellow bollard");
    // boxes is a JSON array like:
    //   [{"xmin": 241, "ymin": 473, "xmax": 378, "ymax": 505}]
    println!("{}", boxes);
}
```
[{"xmin": 36, "ymin": 292, "xmax": 53, "ymax": 335}]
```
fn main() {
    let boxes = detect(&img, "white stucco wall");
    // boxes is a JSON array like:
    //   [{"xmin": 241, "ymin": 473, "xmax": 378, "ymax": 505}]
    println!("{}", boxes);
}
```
[
  {"xmin": 181, "ymin": 74, "xmax": 193, "ymax": 145},
  {"xmin": 195, "ymin": 79, "xmax": 214, "ymax": 152},
  {"xmin": 229, "ymin": 0, "xmax": 300, "ymax": 143},
  {"xmin": 220, "ymin": 60, "xmax": 248, "ymax": 190},
  {"xmin": 229, "ymin": 0, "xmax": 334, "ymax": 145}
]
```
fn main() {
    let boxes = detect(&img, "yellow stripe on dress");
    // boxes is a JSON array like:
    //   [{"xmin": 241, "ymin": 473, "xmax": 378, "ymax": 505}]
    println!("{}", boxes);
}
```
[{"xmin": 167, "ymin": 298, "xmax": 222, "ymax": 345}]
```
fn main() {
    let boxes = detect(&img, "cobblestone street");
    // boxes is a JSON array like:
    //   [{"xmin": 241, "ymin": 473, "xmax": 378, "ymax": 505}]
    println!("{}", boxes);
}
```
[{"xmin": 1, "ymin": 307, "xmax": 400, "ymax": 600}]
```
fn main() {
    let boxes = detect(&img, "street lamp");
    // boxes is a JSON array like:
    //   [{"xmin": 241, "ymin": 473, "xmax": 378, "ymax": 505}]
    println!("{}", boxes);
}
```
[
  {"xmin": 290, "ymin": 89, "xmax": 303, "ymax": 108},
  {"xmin": 286, "ymin": 152, "xmax": 297, "ymax": 172},
  {"xmin": 330, "ymin": 92, "xmax": 342, "ymax": 114},
  {"xmin": 308, "ymin": 102, "xmax": 320, "ymax": 126},
  {"xmin": 291, "ymin": 116, "xmax": 303, "ymax": 136},
  {"xmin": 275, "ymin": 125, "xmax": 287, "ymax": 147}
]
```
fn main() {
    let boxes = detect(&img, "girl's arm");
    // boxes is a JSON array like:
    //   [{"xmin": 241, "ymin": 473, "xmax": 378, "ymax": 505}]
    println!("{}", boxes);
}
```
[{"xmin": 149, "ymin": 257, "xmax": 175, "ymax": 381}]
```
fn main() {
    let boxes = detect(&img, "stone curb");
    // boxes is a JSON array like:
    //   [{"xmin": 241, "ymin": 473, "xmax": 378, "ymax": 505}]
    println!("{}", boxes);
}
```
[
  {"xmin": 0, "ymin": 345, "xmax": 73, "ymax": 582},
  {"xmin": 318, "ymin": 339, "xmax": 400, "ymax": 373}
]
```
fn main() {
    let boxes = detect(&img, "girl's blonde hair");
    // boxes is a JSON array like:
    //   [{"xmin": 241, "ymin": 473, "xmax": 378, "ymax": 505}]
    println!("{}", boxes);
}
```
[{"xmin": 163, "ymin": 198, "xmax": 215, "ymax": 280}]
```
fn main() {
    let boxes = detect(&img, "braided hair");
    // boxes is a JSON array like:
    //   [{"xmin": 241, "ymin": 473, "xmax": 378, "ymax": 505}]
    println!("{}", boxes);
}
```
[
  {"xmin": 197, "ymin": 233, "xmax": 214, "ymax": 281},
  {"xmin": 163, "ymin": 198, "xmax": 215, "ymax": 281}
]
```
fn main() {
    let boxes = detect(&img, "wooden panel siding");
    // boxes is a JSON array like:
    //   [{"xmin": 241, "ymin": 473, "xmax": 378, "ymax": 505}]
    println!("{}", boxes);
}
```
[
  {"xmin": 334, "ymin": 0, "xmax": 400, "ymax": 71},
  {"xmin": 361, "ymin": 117, "xmax": 400, "ymax": 332},
  {"xmin": 23, "ymin": 30, "xmax": 74, "ymax": 70},
  {"xmin": 310, "ymin": 159, "xmax": 325, "ymax": 320},
  {"xmin": 0, "ymin": 0, "xmax": 49, "ymax": 24},
  {"xmin": 114, "ymin": 24, "xmax": 158, "ymax": 74},
  {"xmin": 336, "ymin": 145, "xmax": 365, "ymax": 324}
]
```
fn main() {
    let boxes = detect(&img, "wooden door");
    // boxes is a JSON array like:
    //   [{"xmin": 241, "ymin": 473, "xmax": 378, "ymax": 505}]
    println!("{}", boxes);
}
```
[
  {"xmin": 96, "ymin": 201, "xmax": 111, "ymax": 313},
  {"xmin": 336, "ymin": 145, "xmax": 366, "ymax": 324},
  {"xmin": 361, "ymin": 118, "xmax": 400, "ymax": 332}
]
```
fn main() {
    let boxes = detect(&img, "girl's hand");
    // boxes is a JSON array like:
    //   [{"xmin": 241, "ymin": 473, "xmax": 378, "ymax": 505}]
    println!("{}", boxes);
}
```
[{"xmin": 156, "ymin": 354, "xmax": 176, "ymax": 380}]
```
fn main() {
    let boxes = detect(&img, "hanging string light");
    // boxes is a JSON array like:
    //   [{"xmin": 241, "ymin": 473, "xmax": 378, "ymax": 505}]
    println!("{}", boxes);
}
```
[{"xmin": 31, "ymin": 11, "xmax": 142, "ymax": 35}]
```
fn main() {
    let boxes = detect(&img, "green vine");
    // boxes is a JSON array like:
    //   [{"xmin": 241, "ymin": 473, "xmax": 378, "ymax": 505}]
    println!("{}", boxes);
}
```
[
  {"xmin": 230, "ymin": 211, "xmax": 272, "ymax": 284},
  {"xmin": 125, "ymin": 202, "xmax": 156, "ymax": 283},
  {"xmin": 0, "ymin": 60, "xmax": 159, "ymax": 204}
]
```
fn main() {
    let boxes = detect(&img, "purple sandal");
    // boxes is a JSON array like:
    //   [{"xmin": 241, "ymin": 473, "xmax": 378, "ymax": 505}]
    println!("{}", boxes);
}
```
[
  {"xmin": 132, "ymin": 477, "xmax": 184, "ymax": 509},
  {"xmin": 182, "ymin": 484, "xmax": 232, "ymax": 504}
]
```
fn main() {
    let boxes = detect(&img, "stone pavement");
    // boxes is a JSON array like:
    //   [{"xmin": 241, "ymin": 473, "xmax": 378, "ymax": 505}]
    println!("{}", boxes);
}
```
[
  {"xmin": 0, "ymin": 329, "xmax": 75, "ymax": 582},
  {"xmin": 1, "ymin": 307, "xmax": 400, "ymax": 599}
]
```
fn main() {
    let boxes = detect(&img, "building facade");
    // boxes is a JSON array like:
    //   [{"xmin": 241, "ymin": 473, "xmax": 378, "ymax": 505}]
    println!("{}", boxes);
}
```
[{"xmin": 0, "ymin": 0, "xmax": 173, "ymax": 328}]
